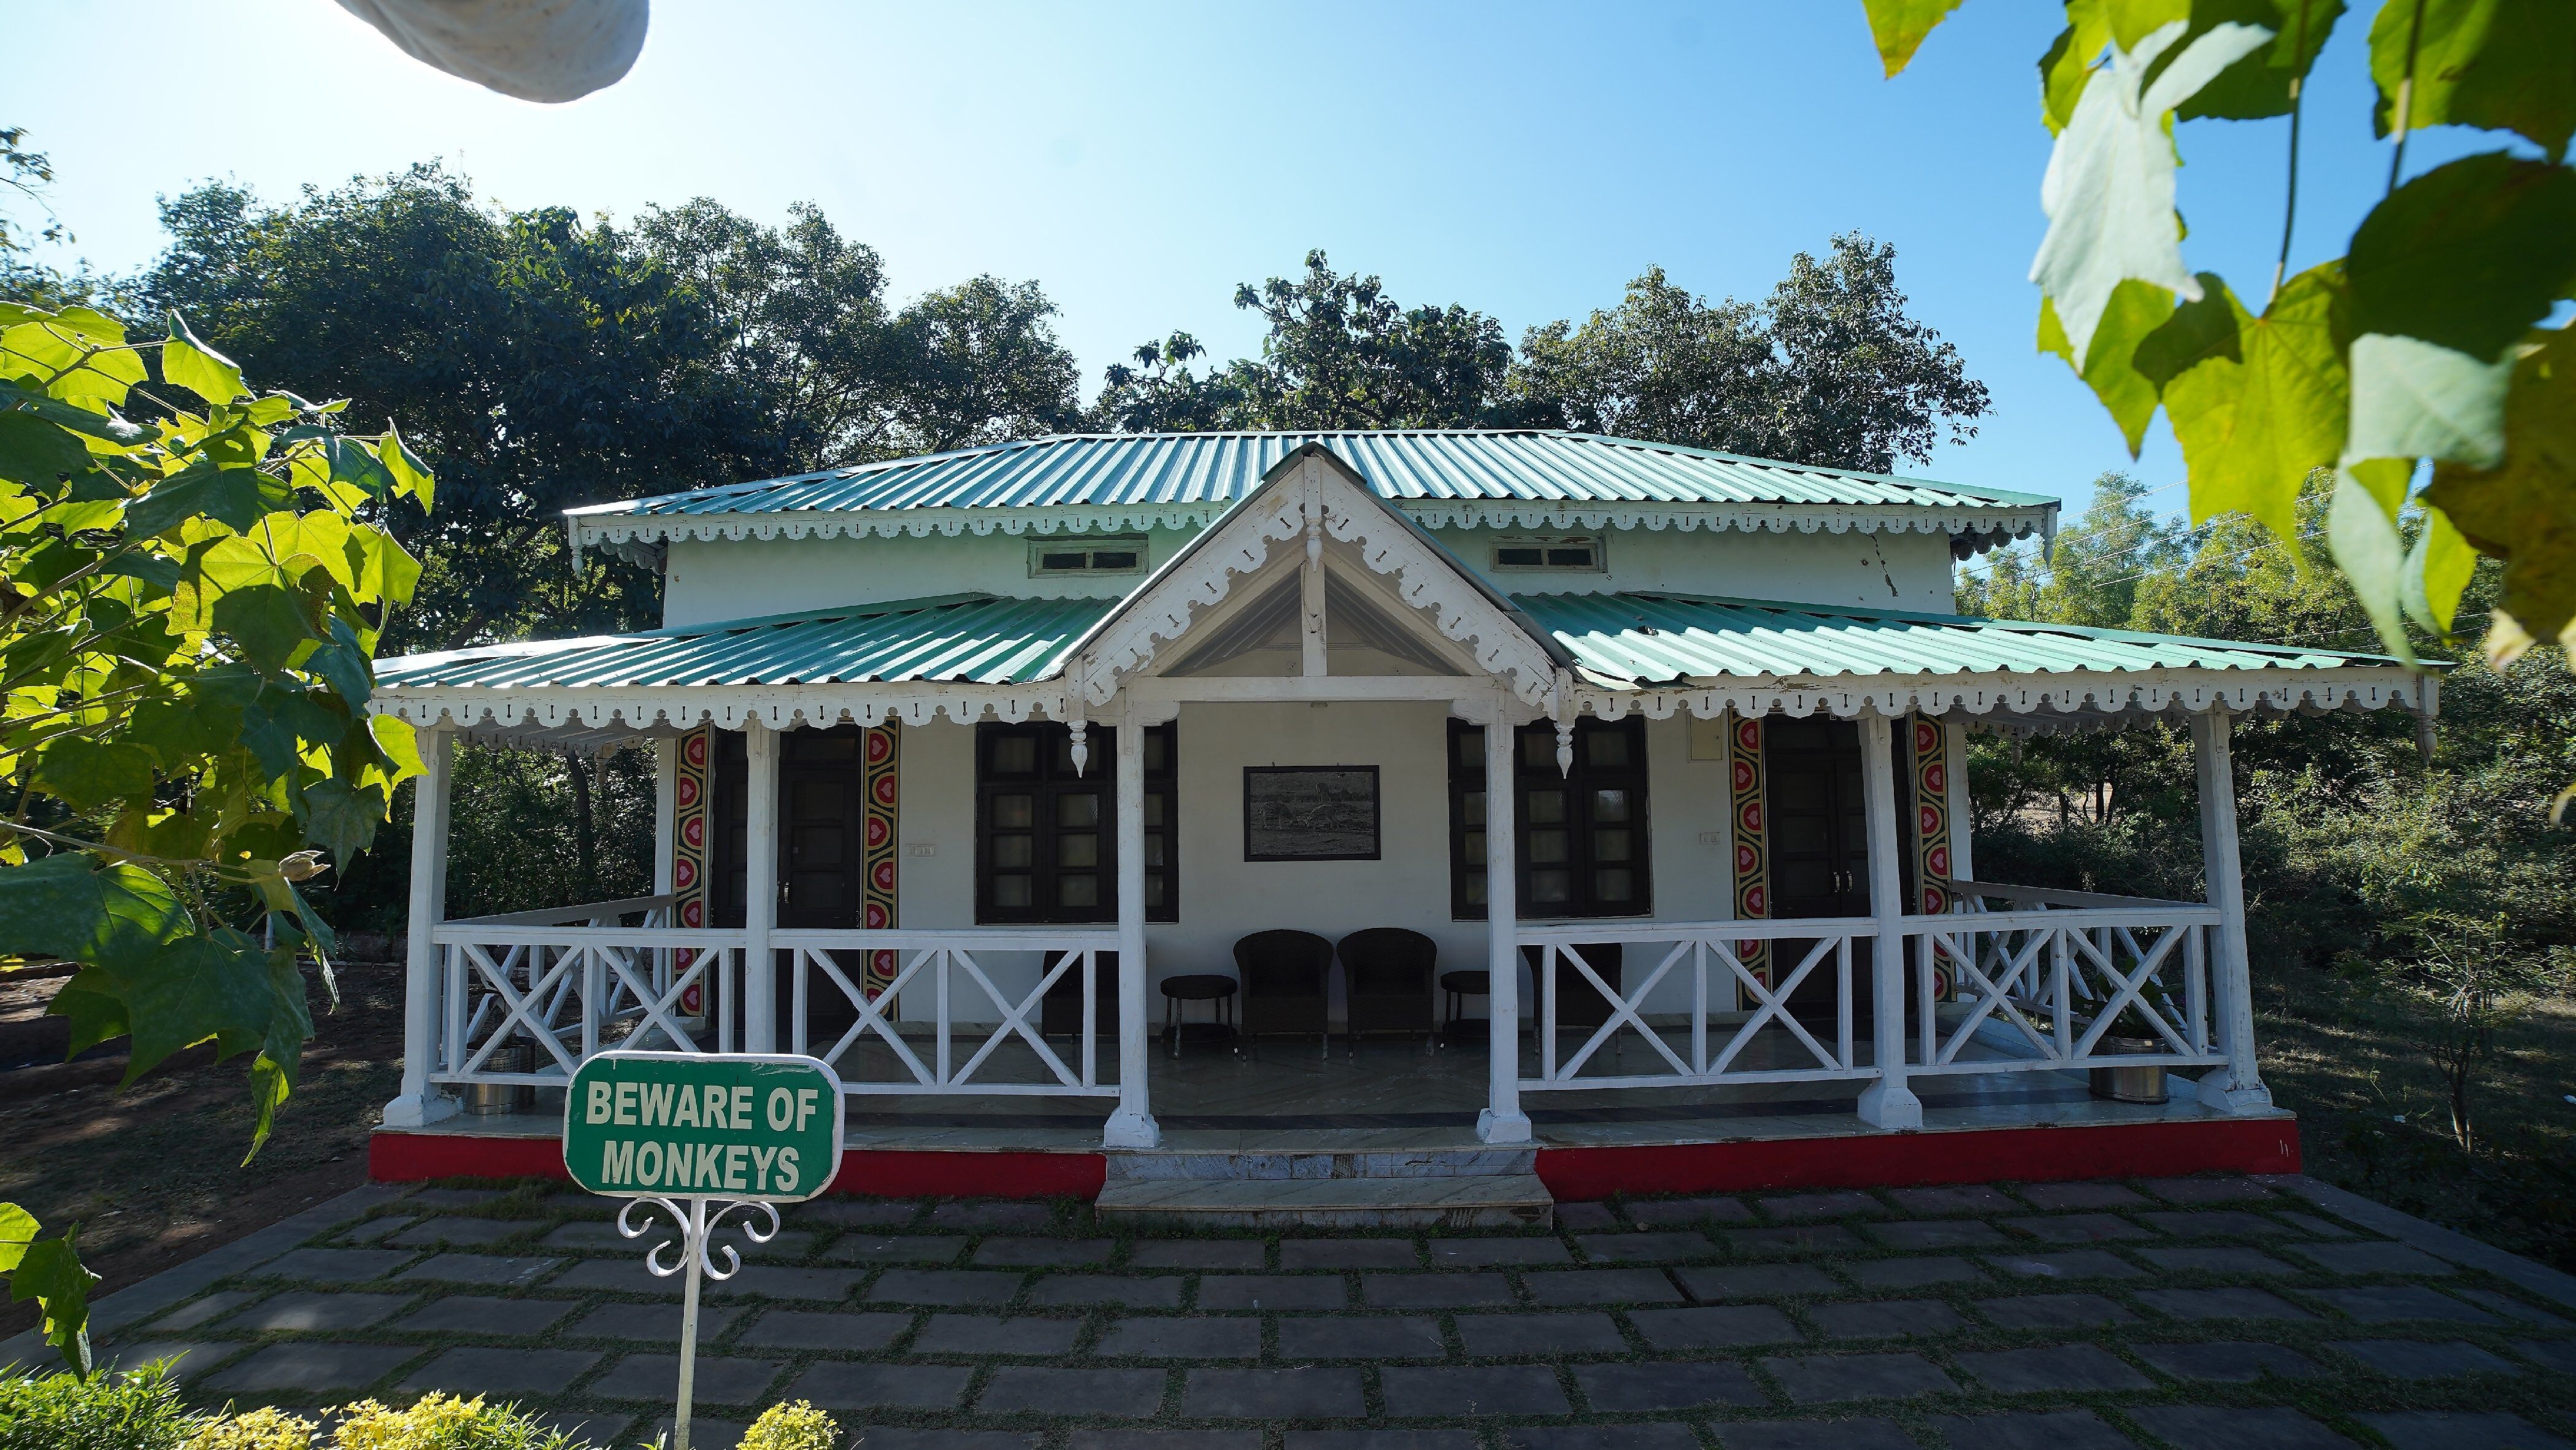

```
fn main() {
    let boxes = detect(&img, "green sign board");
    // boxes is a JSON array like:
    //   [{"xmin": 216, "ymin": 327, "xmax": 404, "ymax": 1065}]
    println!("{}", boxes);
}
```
[{"xmin": 563, "ymin": 1051, "xmax": 845, "ymax": 1202}]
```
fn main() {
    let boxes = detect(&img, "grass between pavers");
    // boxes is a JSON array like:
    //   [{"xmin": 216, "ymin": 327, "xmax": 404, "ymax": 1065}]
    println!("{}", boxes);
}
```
[{"xmin": 94, "ymin": 1175, "xmax": 2576, "ymax": 1450}]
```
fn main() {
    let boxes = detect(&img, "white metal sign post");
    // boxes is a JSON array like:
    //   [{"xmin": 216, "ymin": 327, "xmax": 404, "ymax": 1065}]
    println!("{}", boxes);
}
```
[{"xmin": 564, "ymin": 1051, "xmax": 845, "ymax": 1450}]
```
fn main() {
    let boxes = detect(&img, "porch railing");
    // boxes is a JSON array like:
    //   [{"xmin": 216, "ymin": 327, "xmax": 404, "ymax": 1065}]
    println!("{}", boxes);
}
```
[
  {"xmin": 1516, "ymin": 919, "xmax": 1871, "ymax": 1091},
  {"xmin": 780, "ymin": 928, "xmax": 1122, "ymax": 1098},
  {"xmin": 430, "ymin": 896, "xmax": 745, "ymax": 1089}
]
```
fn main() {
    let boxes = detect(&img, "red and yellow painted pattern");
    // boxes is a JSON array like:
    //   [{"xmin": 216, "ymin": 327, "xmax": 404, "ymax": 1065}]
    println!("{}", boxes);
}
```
[
  {"xmin": 861, "ymin": 721, "xmax": 902, "ymax": 998},
  {"xmin": 1726, "ymin": 711, "xmax": 1770, "ymax": 985},
  {"xmin": 673, "ymin": 725, "xmax": 712, "ymax": 1016}
]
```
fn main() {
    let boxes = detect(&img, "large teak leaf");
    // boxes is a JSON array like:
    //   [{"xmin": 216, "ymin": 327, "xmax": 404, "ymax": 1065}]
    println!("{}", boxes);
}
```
[
  {"xmin": 2424, "ymin": 326, "xmax": 2576, "ymax": 661},
  {"xmin": 1861, "ymin": 0, "xmax": 1967, "ymax": 76},
  {"xmin": 2347, "ymin": 153, "xmax": 2576, "ymax": 363},
  {"xmin": 2163, "ymin": 265, "xmax": 2349, "ymax": 546},
  {"xmin": 2370, "ymin": 0, "xmax": 2576, "ymax": 158}
]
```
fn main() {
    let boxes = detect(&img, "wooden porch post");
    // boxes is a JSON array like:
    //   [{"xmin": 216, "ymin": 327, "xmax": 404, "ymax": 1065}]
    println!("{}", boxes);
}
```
[
  {"xmin": 385, "ymin": 727, "xmax": 456, "ymax": 1127},
  {"xmin": 1942, "ymin": 719, "xmax": 1974, "ymax": 885},
  {"xmin": 742, "ymin": 720, "xmax": 780, "ymax": 1054},
  {"xmin": 1856, "ymin": 711, "xmax": 1923, "ymax": 1129},
  {"xmin": 1105, "ymin": 701, "xmax": 1162, "ymax": 1148},
  {"xmin": 1479, "ymin": 699, "xmax": 1532, "ymax": 1145},
  {"xmin": 2191, "ymin": 708, "xmax": 2272, "ymax": 1112}
]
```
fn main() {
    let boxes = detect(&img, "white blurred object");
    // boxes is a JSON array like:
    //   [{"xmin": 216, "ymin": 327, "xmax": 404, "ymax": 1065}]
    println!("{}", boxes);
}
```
[{"xmin": 336, "ymin": 0, "xmax": 648, "ymax": 103}]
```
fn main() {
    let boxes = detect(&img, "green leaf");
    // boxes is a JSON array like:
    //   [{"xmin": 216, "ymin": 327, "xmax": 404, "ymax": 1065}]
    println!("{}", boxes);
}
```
[
  {"xmin": 120, "ymin": 932, "xmax": 276, "ymax": 1082},
  {"xmin": 2424, "ymin": 324, "xmax": 2576, "ymax": 661},
  {"xmin": 2164, "ymin": 266, "xmax": 2348, "ymax": 546},
  {"xmin": 161, "ymin": 313, "xmax": 246, "ymax": 406},
  {"xmin": 9, "ymin": 1233, "xmax": 97, "ymax": 1378},
  {"xmin": 0, "ymin": 411, "xmax": 90, "ymax": 484},
  {"xmin": 2344, "ymin": 331, "xmax": 2515, "ymax": 468},
  {"xmin": 323, "ymin": 434, "xmax": 396, "ymax": 499},
  {"xmin": 0, "ymin": 1203, "xmax": 37, "ymax": 1274},
  {"xmin": 1861, "ymin": 0, "xmax": 1966, "ymax": 75},
  {"xmin": 33, "ymin": 738, "xmax": 157, "ymax": 814},
  {"xmin": 47, "ymin": 308, "xmax": 126, "ymax": 347},
  {"xmin": 48, "ymin": 970, "xmax": 129, "ymax": 1060},
  {"xmin": 2040, "ymin": 280, "xmax": 2175, "ymax": 455},
  {"xmin": 2346, "ymin": 153, "xmax": 2576, "ymax": 361},
  {"xmin": 306, "ymin": 618, "xmax": 374, "ymax": 708},
  {"xmin": 2370, "ymin": 0, "xmax": 2576, "ymax": 158},
  {"xmin": 369, "ymin": 712, "xmax": 425, "ymax": 781},
  {"xmin": 2030, "ymin": 17, "xmax": 2275, "ymax": 361},
  {"xmin": 2407, "ymin": 503, "xmax": 2479, "ymax": 633},
  {"xmin": 2329, "ymin": 465, "xmax": 2415, "ymax": 660},
  {"xmin": 0, "ymin": 855, "xmax": 188, "ymax": 978},
  {"xmin": 3, "ymin": 384, "xmax": 157, "ymax": 451},
  {"xmin": 210, "ymin": 581, "xmax": 316, "ymax": 675},
  {"xmin": 2134, "ymin": 272, "xmax": 2246, "ymax": 391},
  {"xmin": 125, "ymin": 463, "xmax": 290, "ymax": 538},
  {"xmin": 347, "ymin": 524, "xmax": 423, "ymax": 606},
  {"xmin": 377, "ymin": 423, "xmax": 434, "ymax": 512},
  {"xmin": 298, "ymin": 777, "xmax": 382, "ymax": 865},
  {"xmin": 2181, "ymin": 0, "xmax": 2349, "ymax": 120},
  {"xmin": 2042, "ymin": 0, "xmax": 2113, "ymax": 134}
]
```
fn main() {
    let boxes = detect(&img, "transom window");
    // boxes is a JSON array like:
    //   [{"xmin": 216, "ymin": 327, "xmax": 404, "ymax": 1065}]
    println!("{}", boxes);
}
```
[
  {"xmin": 976, "ymin": 722, "xmax": 1177, "ymax": 923},
  {"xmin": 1490, "ymin": 534, "xmax": 1603, "ymax": 571},
  {"xmin": 1447, "ymin": 717, "xmax": 1650, "ymax": 919},
  {"xmin": 1029, "ymin": 534, "xmax": 1148, "ymax": 577}
]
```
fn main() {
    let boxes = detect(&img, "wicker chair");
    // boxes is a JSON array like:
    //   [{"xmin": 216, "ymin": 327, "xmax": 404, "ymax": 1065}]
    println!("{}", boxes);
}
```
[
  {"xmin": 1234, "ymin": 928, "xmax": 1333, "ymax": 1056},
  {"xmin": 1337, "ymin": 927, "xmax": 1437, "ymax": 1049}
]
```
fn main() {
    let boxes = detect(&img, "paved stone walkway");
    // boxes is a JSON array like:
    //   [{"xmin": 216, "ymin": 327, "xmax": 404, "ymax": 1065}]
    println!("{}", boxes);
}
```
[{"xmin": 62, "ymin": 1175, "xmax": 2576, "ymax": 1449}]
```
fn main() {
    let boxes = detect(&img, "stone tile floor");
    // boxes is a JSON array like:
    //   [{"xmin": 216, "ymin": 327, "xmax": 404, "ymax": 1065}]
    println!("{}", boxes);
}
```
[{"xmin": 61, "ymin": 1174, "xmax": 2576, "ymax": 1449}]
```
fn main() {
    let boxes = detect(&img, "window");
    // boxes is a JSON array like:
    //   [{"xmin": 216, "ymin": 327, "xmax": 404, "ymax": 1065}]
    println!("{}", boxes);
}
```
[
  {"xmin": 1490, "ymin": 534, "xmax": 1603, "ymax": 571},
  {"xmin": 1448, "ymin": 717, "xmax": 1650, "ymax": 919},
  {"xmin": 1029, "ymin": 534, "xmax": 1148, "ymax": 577},
  {"xmin": 976, "ymin": 722, "xmax": 1177, "ymax": 923}
]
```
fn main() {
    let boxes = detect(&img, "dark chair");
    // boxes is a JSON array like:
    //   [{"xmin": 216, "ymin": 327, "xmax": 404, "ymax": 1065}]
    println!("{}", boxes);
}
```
[
  {"xmin": 1337, "ymin": 928, "xmax": 1437, "ymax": 1048},
  {"xmin": 1520, "ymin": 942, "xmax": 1626, "ymax": 1035},
  {"xmin": 1040, "ymin": 949, "xmax": 1118, "ymax": 1038},
  {"xmin": 1235, "ymin": 929, "xmax": 1333, "ymax": 1055}
]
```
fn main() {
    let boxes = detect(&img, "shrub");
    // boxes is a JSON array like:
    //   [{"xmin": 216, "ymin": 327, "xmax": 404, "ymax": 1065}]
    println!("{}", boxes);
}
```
[
  {"xmin": 740, "ymin": 1403, "xmax": 838, "ymax": 1450},
  {"xmin": 329, "ymin": 1395, "xmax": 579, "ymax": 1450},
  {"xmin": 185, "ymin": 1407, "xmax": 317, "ymax": 1450},
  {"xmin": 0, "ymin": 1364, "xmax": 191, "ymax": 1450}
]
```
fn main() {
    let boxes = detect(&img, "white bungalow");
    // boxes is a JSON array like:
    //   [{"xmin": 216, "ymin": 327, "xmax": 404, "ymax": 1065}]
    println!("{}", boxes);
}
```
[{"xmin": 367, "ymin": 433, "xmax": 2426, "ymax": 1216}]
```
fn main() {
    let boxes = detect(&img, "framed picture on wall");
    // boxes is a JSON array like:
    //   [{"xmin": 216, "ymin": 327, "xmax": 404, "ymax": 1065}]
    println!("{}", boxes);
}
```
[{"xmin": 1244, "ymin": 766, "xmax": 1381, "ymax": 861}]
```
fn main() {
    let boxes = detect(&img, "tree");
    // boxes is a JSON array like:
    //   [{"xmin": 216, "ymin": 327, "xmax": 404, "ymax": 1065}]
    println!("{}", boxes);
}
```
[
  {"xmin": 1960, "ymin": 471, "xmax": 2186, "ymax": 627},
  {"xmin": 1864, "ymin": 0, "xmax": 2576, "ymax": 675},
  {"xmin": 0, "ymin": 301, "xmax": 434, "ymax": 1368},
  {"xmin": 884, "ymin": 275, "xmax": 1083, "ymax": 452},
  {"xmin": 1093, "ymin": 333, "xmax": 1246, "ymax": 434}
]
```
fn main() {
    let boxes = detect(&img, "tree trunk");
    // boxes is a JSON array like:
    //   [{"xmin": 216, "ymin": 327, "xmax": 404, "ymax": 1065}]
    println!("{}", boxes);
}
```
[{"xmin": 565, "ymin": 748, "xmax": 599, "ymax": 905}]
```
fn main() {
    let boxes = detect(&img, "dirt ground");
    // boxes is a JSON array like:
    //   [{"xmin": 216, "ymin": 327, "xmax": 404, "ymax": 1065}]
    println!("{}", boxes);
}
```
[{"xmin": 0, "ymin": 960, "xmax": 406, "ymax": 1337}]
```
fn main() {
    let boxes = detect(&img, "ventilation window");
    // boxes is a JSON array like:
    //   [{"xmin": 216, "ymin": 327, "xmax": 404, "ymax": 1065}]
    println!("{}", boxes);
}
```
[
  {"xmin": 1491, "ymin": 534, "xmax": 1603, "ymax": 571},
  {"xmin": 1029, "ymin": 535, "xmax": 1148, "ymax": 576}
]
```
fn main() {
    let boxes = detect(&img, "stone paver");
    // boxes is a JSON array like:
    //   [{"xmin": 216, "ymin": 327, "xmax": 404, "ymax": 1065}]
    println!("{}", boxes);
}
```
[
  {"xmin": 2291, "ymin": 1240, "xmax": 2456, "ymax": 1276},
  {"xmin": 2137, "ymin": 1286, "xmax": 2311, "ymax": 1321},
  {"xmin": 1626, "ymin": 1304, "xmax": 1801, "ymax": 1349},
  {"xmin": 1888, "ymin": 1184, "xmax": 2017, "ymax": 1216},
  {"xmin": 1624, "ymin": 1197, "xmax": 1755, "ymax": 1226},
  {"xmin": 2305, "ymin": 1284, "xmax": 2499, "ymax": 1324},
  {"xmin": 1926, "ymin": 1410, "xmax": 2140, "ymax": 1450},
  {"xmin": 1525, "ymin": 1268, "xmax": 1682, "ymax": 1305},
  {"xmin": 869, "ymin": 1269, "xmax": 1025, "ymax": 1305},
  {"xmin": 1675, "ymin": 1264, "xmax": 1838, "ymax": 1299},
  {"xmin": 1456, "ymin": 1312, "xmax": 1624, "ymax": 1357},
  {"xmin": 1429, "ymin": 1238, "xmax": 1571, "ymax": 1267},
  {"xmin": 1129, "ymin": 1240, "xmax": 1264, "ymax": 1270},
  {"xmin": 1710, "ymin": 1422, "xmax": 1917, "ymax": 1450},
  {"xmin": 2133, "ymin": 1339, "xmax": 2324, "ymax": 1382},
  {"xmin": 1382, "ymin": 1366, "xmax": 1572, "ymax": 1417},
  {"xmin": 801, "ymin": 1198, "xmax": 922, "ymax": 1227},
  {"xmin": 1726, "ymin": 1225, "xmax": 1867, "ymax": 1255},
  {"xmin": 1762, "ymin": 1352, "xmax": 1955, "ymax": 1402},
  {"xmin": 1552, "ymin": 1203, "xmax": 1618, "ymax": 1230},
  {"xmin": 1363, "ymin": 1272, "xmax": 1515, "ymax": 1308},
  {"xmin": 2137, "ymin": 1209, "xmax": 2293, "ymax": 1238},
  {"xmin": 2516, "ymin": 1337, "xmax": 2576, "ymax": 1372},
  {"xmin": 2015, "ymin": 1182, "xmax": 2150, "ymax": 1209},
  {"xmin": 829, "ymin": 1234, "xmax": 969, "ymax": 1263},
  {"xmin": 591, "ymin": 1352, "xmax": 784, "ymax": 1405},
  {"xmin": 1098, "ymin": 1317, "xmax": 1262, "ymax": 1359},
  {"xmin": 396, "ymin": 1346, "xmax": 602, "ymax": 1397},
  {"xmin": 736, "ymin": 1308, "xmax": 909, "ymax": 1351},
  {"xmin": 1282, "ymin": 1239, "xmax": 1417, "ymax": 1270},
  {"xmin": 1075, "ymin": 1435, "xmax": 1253, "ymax": 1450},
  {"xmin": 1569, "ymin": 1361, "xmax": 1765, "ymax": 1410},
  {"xmin": 928, "ymin": 1201, "xmax": 1056, "ymax": 1231},
  {"xmin": 645, "ymin": 1417, "xmax": 748, "ymax": 1450},
  {"xmin": 1867, "ymin": 1218, "xmax": 2009, "ymax": 1251},
  {"xmin": 390, "ymin": 1217, "xmax": 531, "ymax": 1247},
  {"xmin": 1955, "ymin": 1344, "xmax": 2155, "ymax": 1392},
  {"xmin": 2456, "ymin": 1287, "xmax": 2569, "ymax": 1325},
  {"xmin": 98, "ymin": 1341, "xmax": 226, "ymax": 1378},
  {"xmin": 1199, "ymin": 1275, "xmax": 1345, "ymax": 1311},
  {"xmin": 1571, "ymin": 1232, "xmax": 1712, "ymax": 1263},
  {"xmin": 2353, "ymin": 1411, "xmax": 2576, "ymax": 1449},
  {"xmin": 251, "ymin": 1247, "xmax": 412, "ymax": 1282},
  {"xmin": 975, "ymin": 1237, "xmax": 1115, "ymax": 1267},
  {"xmin": 393, "ymin": 1295, "xmax": 579, "ymax": 1335},
  {"xmin": 2128, "ymin": 1404, "xmax": 2353, "ymax": 1449},
  {"xmin": 1276, "ymin": 1316, "xmax": 1442, "ymax": 1359},
  {"xmin": 981, "ymin": 1367, "xmax": 1166, "ymax": 1417},
  {"xmin": 1838, "ymin": 1255, "xmax": 1987, "ymax": 1289},
  {"xmin": 915, "ymin": 1314, "xmax": 1084, "ymax": 1355},
  {"xmin": 1987, "ymin": 1249, "xmax": 2143, "ymax": 1281},
  {"xmin": 1807, "ymin": 1297, "xmax": 1966, "ymax": 1340},
  {"xmin": 1291, "ymin": 1436, "xmax": 1475, "ymax": 1450},
  {"xmin": 394, "ymin": 1252, "xmax": 563, "ymax": 1287},
  {"xmin": 225, "ymin": 1290, "xmax": 416, "ymax": 1332},
  {"xmin": 145, "ymin": 1290, "xmax": 256, "ymax": 1332},
  {"xmin": 1182, "ymin": 1368, "xmax": 1367, "ymax": 1418},
  {"xmin": 1976, "ymin": 1292, "xmax": 2136, "ymax": 1329},
  {"xmin": 788, "ymin": 1362, "xmax": 975, "ymax": 1410},
  {"xmin": 2001, "ymin": 1213, "xmax": 2151, "ymax": 1244},
  {"xmin": 1508, "ymin": 1427, "xmax": 1706, "ymax": 1450},
  {"xmin": 1755, "ymin": 1191, "xmax": 1883, "ymax": 1221},
  {"xmin": 2328, "ymin": 1337, "xmax": 2521, "ymax": 1379},
  {"xmin": 2140, "ymin": 1176, "xmax": 2272, "ymax": 1204},
  {"xmin": 2138, "ymin": 1246, "xmax": 2297, "ymax": 1276},
  {"xmin": 202, "ymin": 1342, "xmax": 418, "ymax": 1394},
  {"xmin": 709, "ymin": 1266, "xmax": 867, "ymax": 1300},
  {"xmin": 565, "ymin": 1302, "xmax": 745, "ymax": 1341},
  {"xmin": 1029, "ymin": 1274, "xmax": 1183, "ymax": 1308}
]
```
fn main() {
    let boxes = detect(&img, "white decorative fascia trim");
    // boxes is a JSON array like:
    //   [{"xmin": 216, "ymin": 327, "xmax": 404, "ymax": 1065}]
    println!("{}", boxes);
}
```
[
  {"xmin": 569, "ymin": 499, "xmax": 2055, "ymax": 560},
  {"xmin": 1066, "ymin": 455, "xmax": 1566, "ymax": 710},
  {"xmin": 369, "ymin": 684, "xmax": 1072, "ymax": 737},
  {"xmin": 1574, "ymin": 665, "xmax": 2429, "ymax": 728}
]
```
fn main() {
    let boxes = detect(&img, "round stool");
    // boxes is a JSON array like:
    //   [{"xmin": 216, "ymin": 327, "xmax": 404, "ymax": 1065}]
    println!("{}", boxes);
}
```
[{"xmin": 1159, "ymin": 973, "xmax": 1239, "ymax": 1057}]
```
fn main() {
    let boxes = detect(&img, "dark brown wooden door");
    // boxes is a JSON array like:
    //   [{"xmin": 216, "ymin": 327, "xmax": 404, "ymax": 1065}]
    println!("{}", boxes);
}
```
[
  {"xmin": 1759, "ymin": 717, "xmax": 1918, "ymax": 1020},
  {"xmin": 710, "ymin": 728, "xmax": 870, "ymax": 1043}
]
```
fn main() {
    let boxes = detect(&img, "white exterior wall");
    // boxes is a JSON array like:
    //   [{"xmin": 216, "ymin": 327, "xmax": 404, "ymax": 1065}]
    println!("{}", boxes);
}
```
[
  {"xmin": 889, "ymin": 705, "xmax": 1736, "ymax": 1024},
  {"xmin": 663, "ymin": 522, "xmax": 1958, "ymax": 626}
]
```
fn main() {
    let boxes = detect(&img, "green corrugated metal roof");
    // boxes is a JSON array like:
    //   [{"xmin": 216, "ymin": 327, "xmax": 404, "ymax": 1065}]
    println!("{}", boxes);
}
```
[
  {"xmin": 376, "ymin": 594, "xmax": 1114, "ymax": 690},
  {"xmin": 1520, "ymin": 592, "xmax": 2418, "ymax": 688},
  {"xmin": 565, "ymin": 431, "xmax": 2058, "ymax": 528}
]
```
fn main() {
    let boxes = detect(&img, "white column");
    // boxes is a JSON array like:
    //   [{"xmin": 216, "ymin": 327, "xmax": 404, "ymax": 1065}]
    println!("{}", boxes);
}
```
[
  {"xmin": 653, "ymin": 736, "xmax": 677, "ymax": 899},
  {"xmin": 1104, "ymin": 703, "xmax": 1161, "ymax": 1147},
  {"xmin": 1942, "ymin": 719, "xmax": 1974, "ymax": 887},
  {"xmin": 1856, "ymin": 712, "xmax": 1923, "ymax": 1129},
  {"xmin": 2191, "ymin": 708, "xmax": 2272, "ymax": 1112},
  {"xmin": 385, "ymin": 728, "xmax": 457, "ymax": 1127},
  {"xmin": 742, "ymin": 720, "xmax": 780, "ymax": 1054},
  {"xmin": 1478, "ymin": 701, "xmax": 1532, "ymax": 1144}
]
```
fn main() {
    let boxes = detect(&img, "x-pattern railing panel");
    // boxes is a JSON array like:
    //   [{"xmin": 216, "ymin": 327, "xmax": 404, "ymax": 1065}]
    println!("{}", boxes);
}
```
[
  {"xmin": 779, "ymin": 929, "xmax": 1120, "ymax": 1099},
  {"xmin": 1519, "ymin": 920, "xmax": 1871, "ymax": 1090},
  {"xmin": 432, "ymin": 922, "xmax": 742, "ymax": 1084}
]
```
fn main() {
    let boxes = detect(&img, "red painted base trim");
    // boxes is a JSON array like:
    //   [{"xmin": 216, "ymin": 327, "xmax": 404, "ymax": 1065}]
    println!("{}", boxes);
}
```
[
  {"xmin": 1534, "ymin": 1116, "xmax": 2301, "ymax": 1201},
  {"xmin": 369, "ymin": 1130, "xmax": 1107, "ymax": 1201}
]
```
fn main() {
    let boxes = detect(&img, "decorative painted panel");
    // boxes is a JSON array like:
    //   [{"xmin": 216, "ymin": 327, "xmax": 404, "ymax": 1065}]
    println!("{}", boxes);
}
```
[
  {"xmin": 1726, "ymin": 710, "xmax": 1770, "ymax": 985},
  {"xmin": 673, "ymin": 724, "xmax": 712, "ymax": 1016},
  {"xmin": 861, "ymin": 720, "xmax": 902, "ymax": 998},
  {"xmin": 1911, "ymin": 712, "xmax": 1955, "ymax": 1001}
]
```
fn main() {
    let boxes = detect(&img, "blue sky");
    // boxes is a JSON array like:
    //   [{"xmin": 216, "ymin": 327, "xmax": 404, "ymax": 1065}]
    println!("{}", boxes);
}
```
[{"xmin": 9, "ymin": 1, "xmax": 2488, "ymax": 520}]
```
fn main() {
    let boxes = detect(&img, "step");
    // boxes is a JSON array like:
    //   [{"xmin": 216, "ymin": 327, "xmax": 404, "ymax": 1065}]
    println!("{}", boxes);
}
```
[
  {"xmin": 1095, "ymin": 1173, "xmax": 1553, "ymax": 1230},
  {"xmin": 1105, "ymin": 1149, "xmax": 1536, "ymax": 1182}
]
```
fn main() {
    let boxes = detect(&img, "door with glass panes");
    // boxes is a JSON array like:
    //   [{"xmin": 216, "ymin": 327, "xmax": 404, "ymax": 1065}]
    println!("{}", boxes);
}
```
[
  {"xmin": 975, "ymin": 723, "xmax": 1177, "ymax": 924},
  {"xmin": 1759, "ymin": 717, "xmax": 1916, "ymax": 1018},
  {"xmin": 1448, "ymin": 717, "xmax": 1650, "ymax": 919}
]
